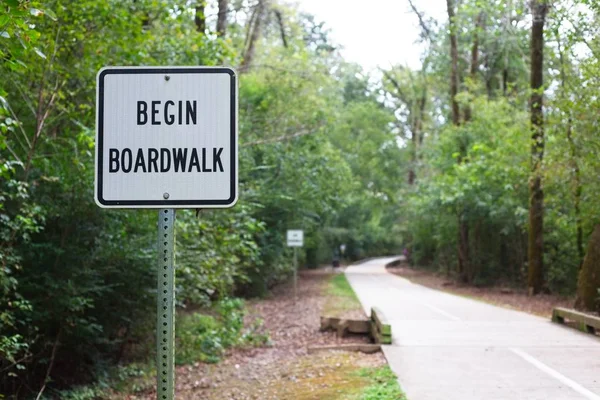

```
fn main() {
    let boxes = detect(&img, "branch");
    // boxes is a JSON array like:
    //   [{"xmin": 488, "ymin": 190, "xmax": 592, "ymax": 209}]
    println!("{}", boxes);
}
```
[
  {"xmin": 407, "ymin": 0, "xmax": 433, "ymax": 40},
  {"xmin": 3, "ymin": 99, "xmax": 31, "ymax": 152},
  {"xmin": 273, "ymin": 9, "xmax": 288, "ymax": 48},
  {"xmin": 35, "ymin": 330, "xmax": 61, "ymax": 400},
  {"xmin": 381, "ymin": 69, "xmax": 411, "ymax": 107}
]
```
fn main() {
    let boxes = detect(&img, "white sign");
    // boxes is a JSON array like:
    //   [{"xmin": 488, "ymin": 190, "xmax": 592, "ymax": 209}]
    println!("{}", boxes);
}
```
[
  {"xmin": 287, "ymin": 230, "xmax": 304, "ymax": 247},
  {"xmin": 95, "ymin": 67, "xmax": 237, "ymax": 208}
]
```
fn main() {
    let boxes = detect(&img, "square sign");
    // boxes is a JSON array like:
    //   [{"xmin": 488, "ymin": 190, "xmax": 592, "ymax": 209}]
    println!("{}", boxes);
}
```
[
  {"xmin": 95, "ymin": 67, "xmax": 237, "ymax": 208},
  {"xmin": 287, "ymin": 230, "xmax": 304, "ymax": 247}
]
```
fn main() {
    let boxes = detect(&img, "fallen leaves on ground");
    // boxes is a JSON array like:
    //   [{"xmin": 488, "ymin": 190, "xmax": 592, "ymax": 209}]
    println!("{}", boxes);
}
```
[{"xmin": 123, "ymin": 269, "xmax": 385, "ymax": 400}]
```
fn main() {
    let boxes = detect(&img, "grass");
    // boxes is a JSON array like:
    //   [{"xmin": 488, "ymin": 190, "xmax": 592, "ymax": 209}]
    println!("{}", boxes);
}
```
[
  {"xmin": 323, "ymin": 273, "xmax": 363, "ymax": 317},
  {"xmin": 356, "ymin": 366, "xmax": 406, "ymax": 400}
]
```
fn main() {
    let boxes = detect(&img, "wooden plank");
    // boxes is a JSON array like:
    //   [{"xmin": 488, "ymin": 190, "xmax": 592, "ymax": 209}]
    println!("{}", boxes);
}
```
[
  {"xmin": 321, "ymin": 316, "xmax": 371, "ymax": 336},
  {"xmin": 553, "ymin": 307, "xmax": 600, "ymax": 330},
  {"xmin": 370, "ymin": 320, "xmax": 380, "ymax": 344},
  {"xmin": 307, "ymin": 344, "xmax": 381, "ymax": 354},
  {"xmin": 551, "ymin": 309, "xmax": 565, "ymax": 324},
  {"xmin": 320, "ymin": 316, "xmax": 341, "ymax": 331},
  {"xmin": 369, "ymin": 320, "xmax": 392, "ymax": 345},
  {"xmin": 337, "ymin": 320, "xmax": 349, "ymax": 338},
  {"xmin": 371, "ymin": 307, "xmax": 392, "ymax": 336},
  {"xmin": 379, "ymin": 334, "xmax": 392, "ymax": 345},
  {"xmin": 347, "ymin": 319, "xmax": 371, "ymax": 334}
]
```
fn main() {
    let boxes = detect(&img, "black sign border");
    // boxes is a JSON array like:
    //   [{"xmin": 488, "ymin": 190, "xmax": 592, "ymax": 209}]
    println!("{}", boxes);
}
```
[{"xmin": 96, "ymin": 67, "xmax": 237, "ymax": 208}]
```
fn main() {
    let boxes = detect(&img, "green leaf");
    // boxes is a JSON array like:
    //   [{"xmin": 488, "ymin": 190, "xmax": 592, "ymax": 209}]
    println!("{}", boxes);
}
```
[{"xmin": 43, "ymin": 8, "xmax": 58, "ymax": 21}]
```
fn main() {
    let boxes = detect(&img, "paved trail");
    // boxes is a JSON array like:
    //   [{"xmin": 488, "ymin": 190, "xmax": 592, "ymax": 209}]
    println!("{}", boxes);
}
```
[{"xmin": 346, "ymin": 257, "xmax": 600, "ymax": 400}]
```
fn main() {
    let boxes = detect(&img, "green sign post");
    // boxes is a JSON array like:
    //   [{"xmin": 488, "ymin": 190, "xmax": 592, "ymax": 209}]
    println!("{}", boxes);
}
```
[
  {"xmin": 157, "ymin": 209, "xmax": 176, "ymax": 399},
  {"xmin": 286, "ymin": 230, "xmax": 304, "ymax": 302}
]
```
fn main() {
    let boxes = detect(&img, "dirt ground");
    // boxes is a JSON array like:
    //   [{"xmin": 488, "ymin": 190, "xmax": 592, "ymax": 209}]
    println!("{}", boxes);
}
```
[
  {"xmin": 123, "ymin": 269, "xmax": 387, "ymax": 400},
  {"xmin": 387, "ymin": 264, "xmax": 574, "ymax": 318}
]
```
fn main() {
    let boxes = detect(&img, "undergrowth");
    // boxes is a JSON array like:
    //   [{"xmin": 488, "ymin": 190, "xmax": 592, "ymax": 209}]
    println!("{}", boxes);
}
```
[
  {"xmin": 54, "ymin": 298, "xmax": 269, "ymax": 399},
  {"xmin": 176, "ymin": 298, "xmax": 270, "ymax": 364}
]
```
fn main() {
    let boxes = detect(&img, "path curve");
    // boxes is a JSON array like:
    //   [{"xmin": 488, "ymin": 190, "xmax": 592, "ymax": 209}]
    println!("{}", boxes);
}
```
[{"xmin": 346, "ymin": 257, "xmax": 600, "ymax": 400}]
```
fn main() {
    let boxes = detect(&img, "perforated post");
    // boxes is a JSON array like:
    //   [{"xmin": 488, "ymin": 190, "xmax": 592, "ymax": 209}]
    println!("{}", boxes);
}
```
[
  {"xmin": 293, "ymin": 246, "xmax": 298, "ymax": 303},
  {"xmin": 157, "ymin": 209, "xmax": 176, "ymax": 400}
]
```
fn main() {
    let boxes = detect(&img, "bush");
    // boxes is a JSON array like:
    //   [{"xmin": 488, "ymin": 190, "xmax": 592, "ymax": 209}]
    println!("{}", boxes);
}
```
[{"xmin": 175, "ymin": 298, "xmax": 268, "ymax": 365}]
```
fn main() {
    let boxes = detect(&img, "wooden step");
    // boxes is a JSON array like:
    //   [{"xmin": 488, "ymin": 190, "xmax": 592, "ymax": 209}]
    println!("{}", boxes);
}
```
[{"xmin": 307, "ymin": 344, "xmax": 381, "ymax": 354}]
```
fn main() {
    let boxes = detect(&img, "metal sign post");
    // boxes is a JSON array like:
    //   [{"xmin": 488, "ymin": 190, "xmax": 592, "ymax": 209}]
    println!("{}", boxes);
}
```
[
  {"xmin": 95, "ymin": 66, "xmax": 238, "ymax": 400},
  {"xmin": 293, "ymin": 246, "xmax": 298, "ymax": 302},
  {"xmin": 286, "ymin": 230, "xmax": 303, "ymax": 303},
  {"xmin": 157, "ymin": 209, "xmax": 176, "ymax": 400}
]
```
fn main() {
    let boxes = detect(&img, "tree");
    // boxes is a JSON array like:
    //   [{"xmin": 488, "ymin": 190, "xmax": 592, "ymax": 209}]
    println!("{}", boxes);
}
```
[
  {"xmin": 382, "ymin": 68, "xmax": 428, "ymax": 185},
  {"xmin": 446, "ymin": 0, "xmax": 471, "ymax": 282},
  {"xmin": 195, "ymin": 0, "xmax": 207, "ymax": 33},
  {"xmin": 527, "ymin": 0, "xmax": 548, "ymax": 295},
  {"xmin": 241, "ymin": 0, "xmax": 268, "ymax": 72},
  {"xmin": 575, "ymin": 224, "xmax": 600, "ymax": 312},
  {"xmin": 446, "ymin": 0, "xmax": 460, "ymax": 126},
  {"xmin": 217, "ymin": 0, "xmax": 229, "ymax": 36}
]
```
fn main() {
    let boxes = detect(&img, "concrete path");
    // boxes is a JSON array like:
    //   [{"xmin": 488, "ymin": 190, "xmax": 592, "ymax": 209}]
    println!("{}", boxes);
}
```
[{"xmin": 346, "ymin": 257, "xmax": 600, "ymax": 400}]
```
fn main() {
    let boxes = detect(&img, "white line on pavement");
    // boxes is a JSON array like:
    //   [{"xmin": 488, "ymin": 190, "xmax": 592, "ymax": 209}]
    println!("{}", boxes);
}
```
[
  {"xmin": 396, "ymin": 289, "xmax": 463, "ymax": 321},
  {"xmin": 421, "ymin": 303, "xmax": 462, "ymax": 321},
  {"xmin": 509, "ymin": 347, "xmax": 600, "ymax": 400}
]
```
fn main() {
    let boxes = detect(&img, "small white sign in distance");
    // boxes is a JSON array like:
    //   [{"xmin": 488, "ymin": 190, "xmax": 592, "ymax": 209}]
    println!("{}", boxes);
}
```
[
  {"xmin": 287, "ymin": 230, "xmax": 304, "ymax": 247},
  {"xmin": 95, "ymin": 66, "xmax": 238, "ymax": 208}
]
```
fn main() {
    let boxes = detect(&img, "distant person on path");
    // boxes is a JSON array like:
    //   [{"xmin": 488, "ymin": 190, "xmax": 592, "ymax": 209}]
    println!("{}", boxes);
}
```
[{"xmin": 403, "ymin": 247, "xmax": 411, "ymax": 264}]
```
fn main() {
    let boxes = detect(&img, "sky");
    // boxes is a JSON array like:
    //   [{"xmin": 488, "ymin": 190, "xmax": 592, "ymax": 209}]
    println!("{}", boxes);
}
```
[{"xmin": 295, "ymin": 0, "xmax": 447, "ymax": 71}]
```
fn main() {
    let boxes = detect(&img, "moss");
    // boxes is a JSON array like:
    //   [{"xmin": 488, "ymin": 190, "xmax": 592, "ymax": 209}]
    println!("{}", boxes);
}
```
[
  {"xmin": 257, "ymin": 353, "xmax": 405, "ymax": 400},
  {"xmin": 356, "ymin": 366, "xmax": 406, "ymax": 399}
]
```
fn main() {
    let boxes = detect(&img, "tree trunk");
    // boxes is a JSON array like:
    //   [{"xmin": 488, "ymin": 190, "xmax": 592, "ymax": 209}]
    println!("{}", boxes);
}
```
[
  {"xmin": 240, "ymin": 0, "xmax": 267, "ymax": 72},
  {"xmin": 464, "ymin": 12, "xmax": 483, "ymax": 122},
  {"xmin": 382, "ymin": 70, "xmax": 424, "ymax": 185},
  {"xmin": 458, "ymin": 213, "xmax": 470, "ymax": 283},
  {"xmin": 195, "ymin": 1, "xmax": 206, "ymax": 33},
  {"xmin": 575, "ymin": 224, "xmax": 600, "ymax": 312},
  {"xmin": 446, "ymin": 0, "xmax": 460, "ymax": 126},
  {"xmin": 408, "ymin": 88, "xmax": 427, "ymax": 185},
  {"xmin": 502, "ymin": 0, "xmax": 512, "ymax": 96},
  {"xmin": 216, "ymin": 0, "xmax": 229, "ymax": 37},
  {"xmin": 274, "ymin": 9, "xmax": 288, "ymax": 48},
  {"xmin": 527, "ymin": 0, "xmax": 548, "ymax": 295},
  {"xmin": 447, "ymin": 0, "xmax": 470, "ymax": 281},
  {"xmin": 459, "ymin": 12, "xmax": 484, "ymax": 283}
]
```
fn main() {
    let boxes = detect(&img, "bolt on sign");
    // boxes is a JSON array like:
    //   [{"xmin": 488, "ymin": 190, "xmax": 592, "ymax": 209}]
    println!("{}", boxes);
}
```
[
  {"xmin": 95, "ymin": 67, "xmax": 237, "ymax": 208},
  {"xmin": 95, "ymin": 66, "xmax": 238, "ymax": 400}
]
